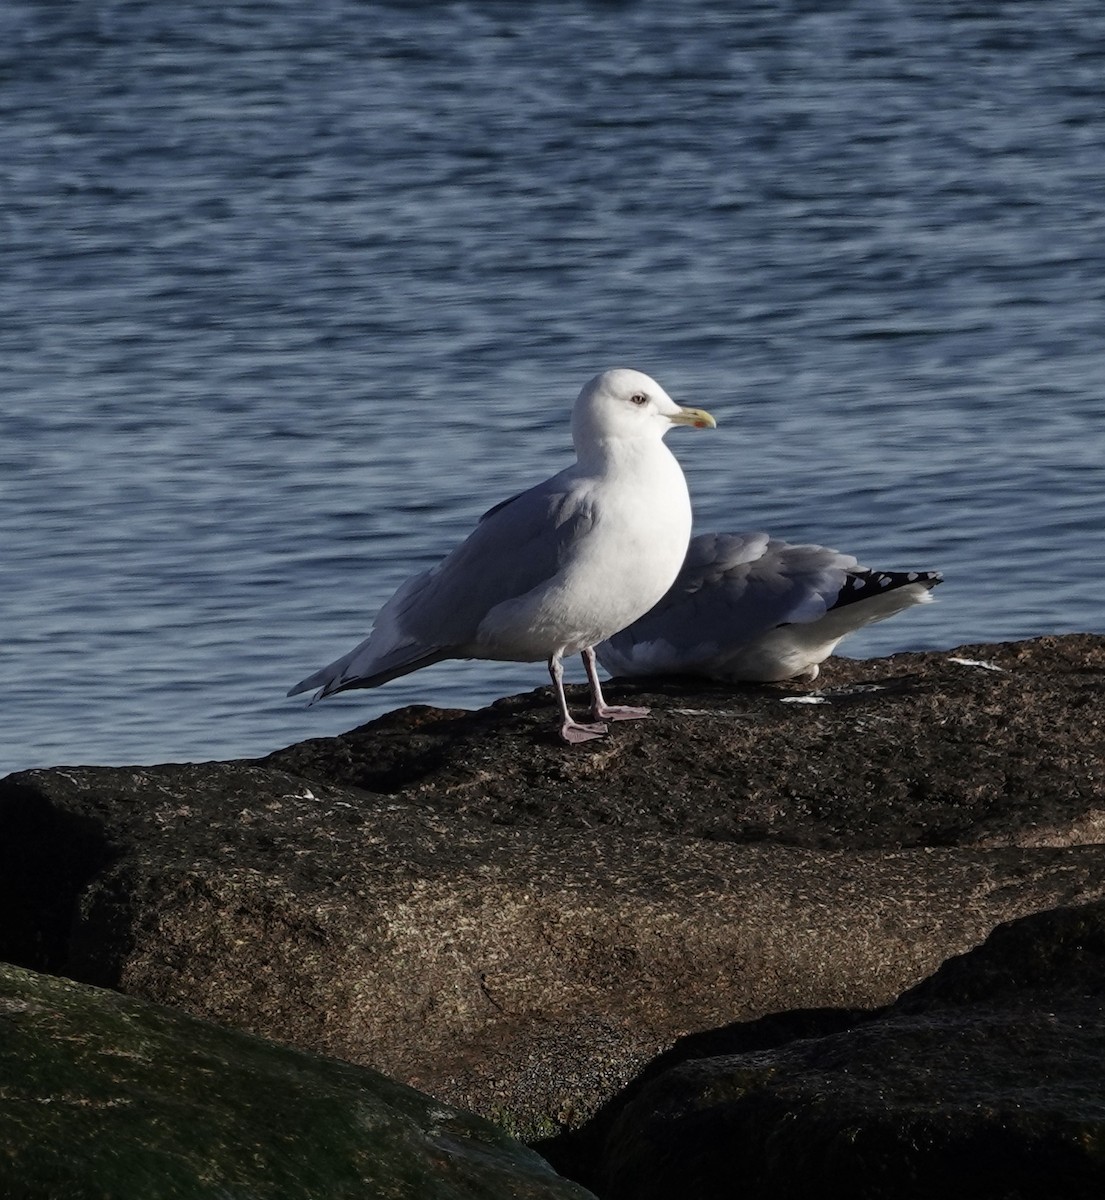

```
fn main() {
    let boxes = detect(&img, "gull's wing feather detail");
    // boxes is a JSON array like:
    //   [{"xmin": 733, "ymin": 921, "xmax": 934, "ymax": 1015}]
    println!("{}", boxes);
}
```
[
  {"xmin": 288, "ymin": 470, "xmax": 597, "ymax": 697},
  {"xmin": 597, "ymin": 532, "xmax": 940, "ymax": 682}
]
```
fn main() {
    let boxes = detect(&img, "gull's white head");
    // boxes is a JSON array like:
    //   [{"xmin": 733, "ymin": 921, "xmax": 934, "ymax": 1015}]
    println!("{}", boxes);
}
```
[{"xmin": 571, "ymin": 368, "xmax": 716, "ymax": 455}]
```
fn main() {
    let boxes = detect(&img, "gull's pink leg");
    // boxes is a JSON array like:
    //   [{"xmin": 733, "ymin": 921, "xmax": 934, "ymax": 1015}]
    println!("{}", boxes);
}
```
[
  {"xmin": 582, "ymin": 646, "xmax": 650, "ymax": 722},
  {"xmin": 549, "ymin": 653, "xmax": 607, "ymax": 744}
]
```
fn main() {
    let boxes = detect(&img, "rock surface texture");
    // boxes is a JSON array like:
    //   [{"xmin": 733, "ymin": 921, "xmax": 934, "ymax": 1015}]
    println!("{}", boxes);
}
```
[
  {"xmin": 1, "ymin": 634, "xmax": 1103, "ymax": 1175},
  {"xmin": 598, "ymin": 899, "xmax": 1105, "ymax": 1199},
  {"xmin": 0, "ymin": 961, "xmax": 596, "ymax": 1200}
]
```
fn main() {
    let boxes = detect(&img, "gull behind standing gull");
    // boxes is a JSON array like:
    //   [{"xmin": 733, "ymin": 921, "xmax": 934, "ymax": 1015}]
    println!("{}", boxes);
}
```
[
  {"xmin": 597, "ymin": 532, "xmax": 941, "ymax": 684},
  {"xmin": 288, "ymin": 368, "xmax": 716, "ymax": 742}
]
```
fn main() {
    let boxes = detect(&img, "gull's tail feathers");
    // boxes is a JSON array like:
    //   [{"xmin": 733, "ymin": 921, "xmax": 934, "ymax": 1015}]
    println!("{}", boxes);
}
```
[
  {"xmin": 287, "ymin": 565, "xmax": 453, "ymax": 702},
  {"xmin": 825, "ymin": 568, "xmax": 943, "ymax": 628},
  {"xmin": 287, "ymin": 639, "xmax": 451, "ymax": 702}
]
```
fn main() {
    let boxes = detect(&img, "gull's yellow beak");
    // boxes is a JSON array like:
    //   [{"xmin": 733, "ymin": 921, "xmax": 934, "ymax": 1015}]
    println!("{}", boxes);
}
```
[{"xmin": 668, "ymin": 406, "xmax": 717, "ymax": 430}]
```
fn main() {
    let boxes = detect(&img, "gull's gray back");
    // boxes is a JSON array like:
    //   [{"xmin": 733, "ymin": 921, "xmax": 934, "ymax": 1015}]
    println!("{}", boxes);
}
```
[{"xmin": 597, "ymin": 532, "xmax": 859, "ymax": 673}]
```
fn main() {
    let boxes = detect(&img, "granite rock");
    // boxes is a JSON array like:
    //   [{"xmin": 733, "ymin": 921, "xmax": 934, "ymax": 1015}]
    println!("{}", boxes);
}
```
[
  {"xmin": 0, "ymin": 634, "xmax": 1102, "ymax": 1148},
  {"xmin": 597, "ymin": 900, "xmax": 1105, "ymax": 1200}
]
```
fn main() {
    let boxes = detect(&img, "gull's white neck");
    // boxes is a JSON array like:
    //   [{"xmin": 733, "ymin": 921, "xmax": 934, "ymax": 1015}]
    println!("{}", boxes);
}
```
[{"xmin": 573, "ymin": 432, "xmax": 677, "ymax": 478}]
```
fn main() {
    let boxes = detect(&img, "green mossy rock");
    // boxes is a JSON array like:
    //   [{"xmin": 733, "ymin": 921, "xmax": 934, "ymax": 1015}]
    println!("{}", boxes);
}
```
[{"xmin": 0, "ymin": 963, "xmax": 595, "ymax": 1200}]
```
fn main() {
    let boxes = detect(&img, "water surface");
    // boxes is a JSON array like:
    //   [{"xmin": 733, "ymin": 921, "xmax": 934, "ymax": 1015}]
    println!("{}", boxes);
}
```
[{"xmin": 3, "ymin": 0, "xmax": 1104, "ymax": 771}]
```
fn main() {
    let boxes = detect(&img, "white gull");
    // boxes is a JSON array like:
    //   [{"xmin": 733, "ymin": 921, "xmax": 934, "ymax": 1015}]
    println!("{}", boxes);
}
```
[
  {"xmin": 289, "ymin": 368, "xmax": 716, "ymax": 742},
  {"xmin": 596, "ymin": 532, "xmax": 941, "ymax": 684}
]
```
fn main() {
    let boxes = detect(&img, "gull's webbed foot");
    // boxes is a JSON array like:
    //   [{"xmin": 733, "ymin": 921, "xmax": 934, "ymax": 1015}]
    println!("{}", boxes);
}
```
[
  {"xmin": 591, "ymin": 703, "xmax": 650, "ymax": 722},
  {"xmin": 560, "ymin": 720, "xmax": 609, "ymax": 744}
]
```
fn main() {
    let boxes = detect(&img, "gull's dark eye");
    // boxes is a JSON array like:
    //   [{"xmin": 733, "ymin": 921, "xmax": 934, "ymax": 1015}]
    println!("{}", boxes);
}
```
[{"xmin": 629, "ymin": 392, "xmax": 648, "ymax": 406}]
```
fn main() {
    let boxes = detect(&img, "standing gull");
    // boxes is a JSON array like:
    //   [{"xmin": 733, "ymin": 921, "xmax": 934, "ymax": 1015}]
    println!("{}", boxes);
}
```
[
  {"xmin": 288, "ymin": 368, "xmax": 716, "ymax": 743},
  {"xmin": 596, "ymin": 532, "xmax": 941, "ymax": 684}
]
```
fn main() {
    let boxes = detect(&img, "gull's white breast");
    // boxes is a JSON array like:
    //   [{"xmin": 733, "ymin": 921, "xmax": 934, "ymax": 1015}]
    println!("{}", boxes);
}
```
[{"xmin": 475, "ymin": 443, "xmax": 692, "ymax": 660}]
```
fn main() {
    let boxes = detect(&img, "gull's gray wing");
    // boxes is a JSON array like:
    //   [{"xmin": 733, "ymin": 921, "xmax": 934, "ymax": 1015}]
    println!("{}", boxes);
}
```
[
  {"xmin": 289, "ymin": 469, "xmax": 597, "ymax": 695},
  {"xmin": 385, "ymin": 471, "xmax": 597, "ymax": 650},
  {"xmin": 596, "ymin": 532, "xmax": 859, "ymax": 675}
]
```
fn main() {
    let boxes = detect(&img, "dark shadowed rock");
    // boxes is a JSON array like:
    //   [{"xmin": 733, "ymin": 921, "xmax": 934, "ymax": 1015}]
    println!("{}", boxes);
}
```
[
  {"xmin": 0, "ymin": 961, "xmax": 595, "ymax": 1200},
  {"xmin": 267, "ymin": 634, "xmax": 1105, "ymax": 851},
  {"xmin": 597, "ymin": 900, "xmax": 1105, "ymax": 1200},
  {"xmin": 0, "ymin": 635, "xmax": 1103, "ymax": 1148}
]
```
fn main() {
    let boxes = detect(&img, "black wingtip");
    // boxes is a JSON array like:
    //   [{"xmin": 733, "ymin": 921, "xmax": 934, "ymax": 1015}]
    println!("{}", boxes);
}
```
[{"xmin": 832, "ymin": 568, "xmax": 943, "ymax": 610}]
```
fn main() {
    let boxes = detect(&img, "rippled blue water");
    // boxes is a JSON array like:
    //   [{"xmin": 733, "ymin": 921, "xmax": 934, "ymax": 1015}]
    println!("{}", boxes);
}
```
[{"xmin": 4, "ymin": 0, "xmax": 1104, "ymax": 773}]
